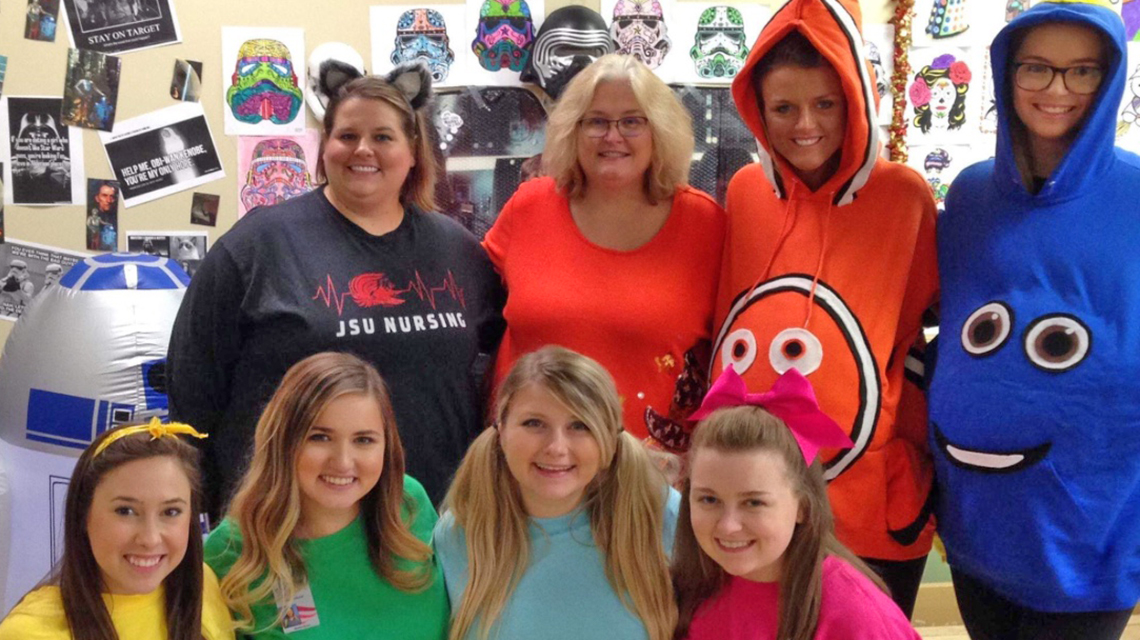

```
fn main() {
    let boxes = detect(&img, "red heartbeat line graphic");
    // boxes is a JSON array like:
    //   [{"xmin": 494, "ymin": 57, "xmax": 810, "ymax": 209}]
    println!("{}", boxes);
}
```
[{"xmin": 312, "ymin": 270, "xmax": 467, "ymax": 316}]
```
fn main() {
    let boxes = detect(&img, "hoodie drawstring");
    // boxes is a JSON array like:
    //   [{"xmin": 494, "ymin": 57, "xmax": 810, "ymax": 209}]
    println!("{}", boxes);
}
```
[{"xmin": 803, "ymin": 197, "xmax": 833, "ymax": 329}]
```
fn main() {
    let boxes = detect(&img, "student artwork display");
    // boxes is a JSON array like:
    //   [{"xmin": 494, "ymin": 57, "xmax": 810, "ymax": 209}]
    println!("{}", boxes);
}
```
[
  {"xmin": 906, "ymin": 144, "xmax": 983, "ymax": 212},
  {"xmin": 24, "ymin": 0, "xmax": 60, "ymax": 42},
  {"xmin": 61, "ymin": 48, "xmax": 121, "ymax": 132},
  {"xmin": 463, "ymin": 0, "xmax": 545, "ymax": 86},
  {"xmin": 99, "ymin": 102, "xmax": 224, "ymax": 207},
  {"xmin": 1, "ymin": 96, "xmax": 85, "ymax": 206},
  {"xmin": 1118, "ymin": 43, "xmax": 1140, "ymax": 151},
  {"xmin": 654, "ymin": 2, "xmax": 769, "ymax": 85},
  {"xmin": 220, "ymin": 27, "xmax": 306, "ymax": 136},
  {"xmin": 905, "ymin": 48, "xmax": 981, "ymax": 143},
  {"xmin": 61, "ymin": 0, "xmax": 182, "ymax": 54},
  {"xmin": 236, "ymin": 130, "xmax": 318, "ymax": 218},
  {"xmin": 372, "ymin": 5, "xmax": 464, "ymax": 87},
  {"xmin": 978, "ymin": 46, "xmax": 997, "ymax": 135},
  {"xmin": 601, "ymin": 0, "xmax": 673, "ymax": 70}
]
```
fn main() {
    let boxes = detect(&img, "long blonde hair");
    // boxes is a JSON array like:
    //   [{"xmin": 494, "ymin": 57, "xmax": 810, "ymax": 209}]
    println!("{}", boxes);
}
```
[
  {"xmin": 444, "ymin": 346, "xmax": 677, "ymax": 640},
  {"xmin": 218, "ymin": 352, "xmax": 433, "ymax": 631},
  {"xmin": 671, "ymin": 406, "xmax": 885, "ymax": 640}
]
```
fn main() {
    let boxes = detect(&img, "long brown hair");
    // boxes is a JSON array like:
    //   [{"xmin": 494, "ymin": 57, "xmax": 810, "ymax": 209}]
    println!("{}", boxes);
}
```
[
  {"xmin": 220, "ymin": 351, "xmax": 432, "ymax": 630},
  {"xmin": 49, "ymin": 425, "xmax": 206, "ymax": 640},
  {"xmin": 672, "ymin": 406, "xmax": 885, "ymax": 640},
  {"xmin": 444, "ymin": 346, "xmax": 677, "ymax": 640}
]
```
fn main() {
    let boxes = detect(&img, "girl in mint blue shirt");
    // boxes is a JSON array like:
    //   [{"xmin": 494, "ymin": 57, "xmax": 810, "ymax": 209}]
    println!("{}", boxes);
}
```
[{"xmin": 434, "ymin": 346, "xmax": 680, "ymax": 640}]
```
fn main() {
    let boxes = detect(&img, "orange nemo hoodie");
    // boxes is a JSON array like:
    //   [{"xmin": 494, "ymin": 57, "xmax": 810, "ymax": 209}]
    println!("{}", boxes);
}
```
[{"xmin": 716, "ymin": 0, "xmax": 939, "ymax": 561}]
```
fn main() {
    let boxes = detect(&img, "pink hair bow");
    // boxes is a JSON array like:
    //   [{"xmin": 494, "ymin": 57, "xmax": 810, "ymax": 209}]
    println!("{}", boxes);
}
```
[{"xmin": 689, "ymin": 365, "xmax": 853, "ymax": 464}]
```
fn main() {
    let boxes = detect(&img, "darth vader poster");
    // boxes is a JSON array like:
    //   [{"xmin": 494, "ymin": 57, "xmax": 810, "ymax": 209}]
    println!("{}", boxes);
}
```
[{"xmin": 1, "ymin": 96, "xmax": 84, "ymax": 206}]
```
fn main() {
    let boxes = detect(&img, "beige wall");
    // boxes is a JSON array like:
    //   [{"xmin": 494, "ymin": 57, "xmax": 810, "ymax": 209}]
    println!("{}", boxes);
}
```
[{"xmin": 0, "ymin": 0, "xmax": 893, "ymax": 346}]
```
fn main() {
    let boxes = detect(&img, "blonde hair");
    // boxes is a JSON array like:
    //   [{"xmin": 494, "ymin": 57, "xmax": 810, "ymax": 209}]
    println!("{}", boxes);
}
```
[
  {"xmin": 543, "ymin": 54, "xmax": 694, "ymax": 204},
  {"xmin": 219, "ymin": 352, "xmax": 433, "ymax": 631},
  {"xmin": 443, "ymin": 346, "xmax": 677, "ymax": 640},
  {"xmin": 671, "ymin": 406, "xmax": 885, "ymax": 640}
]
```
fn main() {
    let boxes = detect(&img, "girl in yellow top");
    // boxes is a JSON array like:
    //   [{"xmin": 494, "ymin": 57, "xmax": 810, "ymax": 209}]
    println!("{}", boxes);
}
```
[{"xmin": 0, "ymin": 420, "xmax": 234, "ymax": 640}]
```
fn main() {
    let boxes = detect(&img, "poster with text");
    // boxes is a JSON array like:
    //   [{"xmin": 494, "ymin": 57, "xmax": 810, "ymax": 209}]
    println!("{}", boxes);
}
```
[
  {"xmin": 0, "ymin": 238, "xmax": 88, "ymax": 321},
  {"xmin": 221, "ymin": 27, "xmax": 306, "ymax": 136},
  {"xmin": 371, "ymin": 5, "xmax": 467, "ymax": 89},
  {"xmin": 99, "ymin": 102, "xmax": 224, "ymax": 208},
  {"xmin": 462, "ymin": 0, "xmax": 545, "ymax": 87},
  {"xmin": 657, "ymin": 3, "xmax": 770, "ymax": 86},
  {"xmin": 1, "ymin": 96, "xmax": 85, "ymax": 206},
  {"xmin": 237, "ymin": 129, "xmax": 318, "ymax": 218},
  {"xmin": 62, "ymin": 0, "xmax": 182, "ymax": 54}
]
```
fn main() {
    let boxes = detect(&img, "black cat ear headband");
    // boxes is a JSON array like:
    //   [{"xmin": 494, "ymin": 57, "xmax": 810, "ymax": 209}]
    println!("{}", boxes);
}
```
[{"xmin": 320, "ymin": 60, "xmax": 432, "ymax": 111}]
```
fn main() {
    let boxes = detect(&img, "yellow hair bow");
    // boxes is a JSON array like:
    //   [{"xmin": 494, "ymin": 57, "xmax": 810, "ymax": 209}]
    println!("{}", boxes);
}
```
[{"xmin": 92, "ymin": 417, "xmax": 208, "ymax": 458}]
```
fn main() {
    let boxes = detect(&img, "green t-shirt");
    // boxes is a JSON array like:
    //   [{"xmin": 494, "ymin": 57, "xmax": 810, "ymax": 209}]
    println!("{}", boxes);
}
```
[{"xmin": 205, "ymin": 475, "xmax": 448, "ymax": 640}]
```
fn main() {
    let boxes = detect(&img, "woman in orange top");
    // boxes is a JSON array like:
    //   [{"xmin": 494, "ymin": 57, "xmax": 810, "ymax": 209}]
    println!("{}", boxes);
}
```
[{"xmin": 484, "ymin": 53, "xmax": 725, "ymax": 453}]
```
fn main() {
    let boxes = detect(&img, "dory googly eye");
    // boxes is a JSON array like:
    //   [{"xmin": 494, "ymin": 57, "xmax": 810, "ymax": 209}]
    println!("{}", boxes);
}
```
[
  {"xmin": 961, "ymin": 302, "xmax": 1013, "ymax": 357},
  {"xmin": 1023, "ymin": 314, "xmax": 1090, "ymax": 372}
]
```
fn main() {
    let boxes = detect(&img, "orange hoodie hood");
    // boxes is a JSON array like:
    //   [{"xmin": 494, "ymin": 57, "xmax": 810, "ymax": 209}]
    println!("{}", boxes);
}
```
[{"xmin": 730, "ymin": 0, "xmax": 879, "ymax": 206}]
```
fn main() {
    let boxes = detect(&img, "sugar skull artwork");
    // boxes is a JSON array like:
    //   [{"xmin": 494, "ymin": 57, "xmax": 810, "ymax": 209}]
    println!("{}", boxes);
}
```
[
  {"xmin": 472, "ymin": 0, "xmax": 536, "ymax": 72},
  {"xmin": 609, "ymin": 0, "xmax": 671, "ymax": 70},
  {"xmin": 221, "ymin": 28, "xmax": 306, "ymax": 135},
  {"xmin": 521, "ymin": 6, "xmax": 612, "ymax": 98},
  {"xmin": 688, "ymin": 6, "xmax": 749, "ymax": 80},
  {"xmin": 237, "ymin": 131, "xmax": 318, "ymax": 217},
  {"xmin": 908, "ymin": 52, "xmax": 973, "ymax": 140},
  {"xmin": 392, "ymin": 8, "xmax": 456, "ymax": 82}
]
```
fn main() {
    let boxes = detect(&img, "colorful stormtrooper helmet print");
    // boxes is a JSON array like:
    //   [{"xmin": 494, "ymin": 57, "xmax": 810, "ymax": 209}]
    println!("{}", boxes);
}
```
[
  {"xmin": 391, "ymin": 8, "xmax": 456, "ymax": 83},
  {"xmin": 689, "ymin": 5, "xmax": 749, "ymax": 80},
  {"xmin": 472, "ymin": 0, "xmax": 536, "ymax": 72},
  {"xmin": 226, "ymin": 39, "xmax": 305, "ymax": 125},
  {"xmin": 611, "ymin": 0, "xmax": 671, "ymax": 69},
  {"xmin": 306, "ymin": 42, "xmax": 366, "ymax": 121},
  {"xmin": 240, "ymin": 138, "xmax": 313, "ymax": 211},
  {"xmin": 522, "ymin": 6, "xmax": 613, "ymax": 99}
]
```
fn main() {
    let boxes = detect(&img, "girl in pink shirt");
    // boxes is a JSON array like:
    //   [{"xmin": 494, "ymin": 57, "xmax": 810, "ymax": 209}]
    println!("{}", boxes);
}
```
[{"xmin": 672, "ymin": 367, "xmax": 921, "ymax": 640}]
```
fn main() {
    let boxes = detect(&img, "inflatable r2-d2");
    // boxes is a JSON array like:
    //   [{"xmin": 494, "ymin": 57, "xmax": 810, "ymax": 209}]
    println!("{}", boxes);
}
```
[{"xmin": 0, "ymin": 254, "xmax": 189, "ymax": 614}]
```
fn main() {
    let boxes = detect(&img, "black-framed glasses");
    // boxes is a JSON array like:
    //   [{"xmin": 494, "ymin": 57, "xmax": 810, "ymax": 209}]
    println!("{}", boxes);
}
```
[
  {"xmin": 1013, "ymin": 62, "xmax": 1105, "ymax": 95},
  {"xmin": 578, "ymin": 116, "xmax": 650, "ymax": 138}
]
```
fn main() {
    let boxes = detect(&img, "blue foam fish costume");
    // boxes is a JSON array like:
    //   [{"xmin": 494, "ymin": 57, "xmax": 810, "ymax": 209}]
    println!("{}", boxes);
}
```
[{"xmin": 930, "ymin": 0, "xmax": 1140, "ymax": 612}]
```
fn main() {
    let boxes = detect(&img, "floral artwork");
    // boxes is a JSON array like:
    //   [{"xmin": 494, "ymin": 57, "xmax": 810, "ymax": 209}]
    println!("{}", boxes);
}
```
[{"xmin": 906, "ymin": 49, "xmax": 980, "ymax": 142}]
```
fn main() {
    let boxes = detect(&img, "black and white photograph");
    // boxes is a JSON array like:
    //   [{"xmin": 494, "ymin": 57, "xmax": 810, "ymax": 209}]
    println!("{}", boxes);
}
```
[
  {"xmin": 1, "ymin": 96, "xmax": 85, "ymax": 206},
  {"xmin": 99, "ymin": 102, "xmax": 224, "ymax": 207},
  {"xmin": 126, "ymin": 230, "xmax": 207, "ymax": 278},
  {"xmin": 0, "ymin": 238, "xmax": 87, "ymax": 321},
  {"xmin": 62, "ymin": 0, "xmax": 182, "ymax": 54},
  {"xmin": 0, "ymin": 163, "xmax": 6, "ymax": 244},
  {"xmin": 61, "ymin": 48, "xmax": 121, "ymax": 132},
  {"xmin": 170, "ymin": 59, "xmax": 202, "ymax": 102}
]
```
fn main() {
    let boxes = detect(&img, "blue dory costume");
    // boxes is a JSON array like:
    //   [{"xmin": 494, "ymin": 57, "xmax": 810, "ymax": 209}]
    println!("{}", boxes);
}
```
[{"xmin": 930, "ymin": 1, "xmax": 1140, "ymax": 612}]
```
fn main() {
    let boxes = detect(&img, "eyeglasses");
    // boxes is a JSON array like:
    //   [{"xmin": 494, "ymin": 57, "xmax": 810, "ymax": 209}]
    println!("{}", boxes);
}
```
[
  {"xmin": 578, "ymin": 116, "xmax": 650, "ymax": 138},
  {"xmin": 1013, "ymin": 62, "xmax": 1105, "ymax": 95}
]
